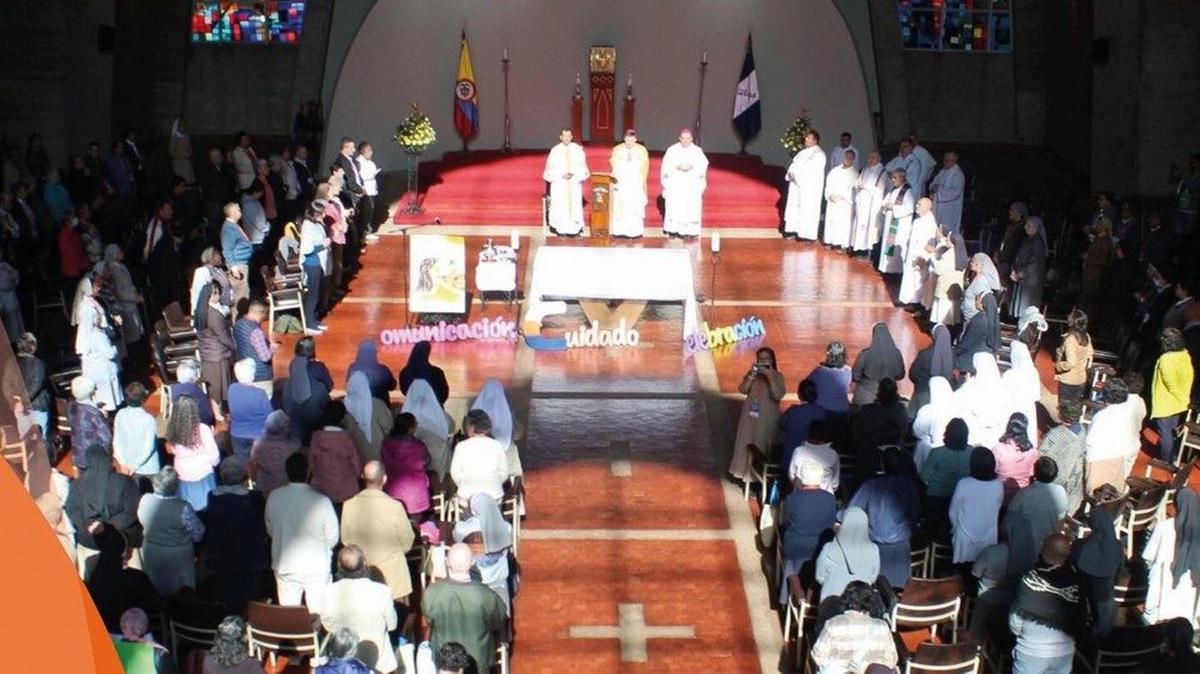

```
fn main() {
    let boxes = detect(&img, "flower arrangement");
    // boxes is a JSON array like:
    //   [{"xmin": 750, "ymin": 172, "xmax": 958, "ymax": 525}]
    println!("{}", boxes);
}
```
[
  {"xmin": 780, "ymin": 109, "xmax": 814, "ymax": 155},
  {"xmin": 394, "ymin": 103, "xmax": 437, "ymax": 154}
]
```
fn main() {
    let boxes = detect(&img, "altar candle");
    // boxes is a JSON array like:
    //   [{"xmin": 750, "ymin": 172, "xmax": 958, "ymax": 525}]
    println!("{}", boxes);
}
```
[
  {"xmin": 511, "ymin": 228, "xmax": 520, "ymax": 250},
  {"xmin": 702, "ymin": 50, "xmax": 708, "ymax": 65},
  {"xmin": 711, "ymin": 231, "xmax": 721, "ymax": 253},
  {"xmin": 503, "ymin": 47, "xmax": 508, "ymax": 61}
]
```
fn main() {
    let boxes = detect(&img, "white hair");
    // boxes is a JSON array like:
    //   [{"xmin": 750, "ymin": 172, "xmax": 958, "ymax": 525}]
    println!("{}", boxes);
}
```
[
  {"xmin": 70, "ymin": 376, "xmax": 96, "ymax": 401},
  {"xmin": 233, "ymin": 358, "xmax": 256, "ymax": 384},
  {"xmin": 176, "ymin": 359, "xmax": 199, "ymax": 384}
]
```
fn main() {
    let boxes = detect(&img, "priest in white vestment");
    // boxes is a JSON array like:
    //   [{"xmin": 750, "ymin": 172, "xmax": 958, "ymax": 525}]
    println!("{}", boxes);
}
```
[
  {"xmin": 660, "ymin": 129, "xmax": 708, "ymax": 237},
  {"xmin": 783, "ymin": 131, "xmax": 827, "ymax": 240},
  {"xmin": 878, "ymin": 169, "xmax": 915, "ymax": 274},
  {"xmin": 828, "ymin": 131, "xmax": 861, "ymax": 171},
  {"xmin": 899, "ymin": 197, "xmax": 939, "ymax": 310},
  {"xmin": 542, "ymin": 128, "xmax": 590, "ymax": 236},
  {"xmin": 822, "ymin": 150, "xmax": 858, "ymax": 248},
  {"xmin": 852, "ymin": 150, "xmax": 887, "ymax": 253},
  {"xmin": 885, "ymin": 140, "xmax": 923, "ymax": 199},
  {"xmin": 609, "ymin": 129, "xmax": 650, "ymax": 238},
  {"xmin": 929, "ymin": 152, "xmax": 965, "ymax": 233},
  {"xmin": 909, "ymin": 133, "xmax": 937, "ymax": 198}
]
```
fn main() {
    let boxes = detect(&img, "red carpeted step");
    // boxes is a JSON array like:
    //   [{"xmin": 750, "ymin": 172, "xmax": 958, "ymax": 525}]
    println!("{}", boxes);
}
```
[{"xmin": 393, "ymin": 148, "xmax": 786, "ymax": 228}]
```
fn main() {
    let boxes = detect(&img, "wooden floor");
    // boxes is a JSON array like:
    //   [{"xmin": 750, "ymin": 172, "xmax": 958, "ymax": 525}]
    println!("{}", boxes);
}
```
[{"xmin": 284, "ymin": 229, "xmax": 928, "ymax": 673}]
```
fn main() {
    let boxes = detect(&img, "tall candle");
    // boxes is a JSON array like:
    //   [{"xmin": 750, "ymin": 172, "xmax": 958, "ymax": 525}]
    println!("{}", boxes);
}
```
[
  {"xmin": 510, "ymin": 228, "xmax": 520, "ymax": 250},
  {"xmin": 702, "ymin": 50, "xmax": 708, "ymax": 64},
  {"xmin": 503, "ymin": 47, "xmax": 509, "ymax": 61},
  {"xmin": 711, "ymin": 231, "xmax": 721, "ymax": 253}
]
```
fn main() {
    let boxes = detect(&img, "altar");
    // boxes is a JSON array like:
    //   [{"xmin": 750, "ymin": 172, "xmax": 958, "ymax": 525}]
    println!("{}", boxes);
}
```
[{"xmin": 522, "ymin": 246, "xmax": 700, "ymax": 341}]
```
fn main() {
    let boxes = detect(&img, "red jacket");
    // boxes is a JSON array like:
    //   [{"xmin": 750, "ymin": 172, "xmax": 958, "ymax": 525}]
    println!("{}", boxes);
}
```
[{"xmin": 58, "ymin": 226, "xmax": 89, "ymax": 278}]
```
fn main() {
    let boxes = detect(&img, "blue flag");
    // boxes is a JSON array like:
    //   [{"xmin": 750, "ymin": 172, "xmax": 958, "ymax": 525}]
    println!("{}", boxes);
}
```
[{"xmin": 732, "ymin": 34, "xmax": 761, "ymax": 145}]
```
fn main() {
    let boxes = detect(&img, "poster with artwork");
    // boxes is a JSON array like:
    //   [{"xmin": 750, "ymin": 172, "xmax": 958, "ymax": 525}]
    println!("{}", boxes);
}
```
[{"xmin": 409, "ymin": 234, "xmax": 467, "ymax": 314}]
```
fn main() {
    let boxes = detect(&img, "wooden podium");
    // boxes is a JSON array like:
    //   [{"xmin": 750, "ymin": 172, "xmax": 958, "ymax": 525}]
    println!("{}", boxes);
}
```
[{"xmin": 589, "ymin": 172, "xmax": 615, "ymax": 244}]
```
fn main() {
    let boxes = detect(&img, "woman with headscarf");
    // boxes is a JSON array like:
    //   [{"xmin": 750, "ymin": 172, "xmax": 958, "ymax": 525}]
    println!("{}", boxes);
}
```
[
  {"xmin": 729, "ymin": 346, "xmax": 786, "ymax": 482},
  {"xmin": 381, "ymin": 413, "xmax": 432, "ymax": 521},
  {"xmin": 962, "ymin": 252, "xmax": 1003, "ymax": 324},
  {"xmin": 166, "ymin": 396, "xmax": 220, "ymax": 512},
  {"xmin": 1016, "ymin": 305, "xmax": 1049, "ymax": 356},
  {"xmin": 805, "ymin": 341, "xmax": 852, "ymax": 416},
  {"xmin": 85, "ymin": 528, "xmax": 161, "ymax": 632},
  {"xmin": 996, "ymin": 201, "xmax": 1029, "ymax": 287},
  {"xmin": 308, "ymin": 401, "xmax": 363, "ymax": 506},
  {"xmin": 958, "ymin": 352, "xmax": 1009, "ymax": 446},
  {"xmin": 195, "ymin": 281, "xmax": 235, "ymax": 411},
  {"xmin": 168, "ymin": 118, "xmax": 195, "ymax": 184},
  {"xmin": 991, "ymin": 412, "xmax": 1039, "ymax": 504},
  {"xmin": 814, "ymin": 507, "xmax": 881, "ymax": 602},
  {"xmin": 203, "ymin": 616, "xmax": 264, "ymax": 674},
  {"xmin": 930, "ymin": 226, "xmax": 968, "ymax": 326},
  {"xmin": 908, "ymin": 324, "xmax": 953, "ymax": 415},
  {"xmin": 850, "ymin": 323, "xmax": 905, "ymax": 406},
  {"xmin": 954, "ymin": 292, "xmax": 1001, "ymax": 372},
  {"xmin": 248, "ymin": 410, "xmax": 301, "ymax": 497},
  {"xmin": 453, "ymin": 492, "xmax": 514, "ymax": 613},
  {"xmin": 138, "ymin": 466, "xmax": 205, "ymax": 596},
  {"xmin": 847, "ymin": 378, "xmax": 908, "ymax": 476},
  {"xmin": 1004, "ymin": 341, "xmax": 1041, "ymax": 446},
  {"xmin": 398, "ymin": 341, "xmax": 450, "ymax": 404},
  {"xmin": 346, "ymin": 339, "xmax": 396, "ymax": 402},
  {"xmin": 948, "ymin": 447, "xmax": 1004, "ymax": 564},
  {"xmin": 1071, "ymin": 508, "xmax": 1123, "ymax": 637},
  {"xmin": 1143, "ymin": 487, "xmax": 1200, "ymax": 625},
  {"xmin": 93, "ymin": 245, "xmax": 143, "ymax": 344},
  {"xmin": 401, "ymin": 378, "xmax": 454, "ymax": 478},
  {"xmin": 343, "ymin": 370, "xmax": 392, "ymax": 462},
  {"xmin": 912, "ymin": 377, "xmax": 957, "ymax": 471},
  {"xmin": 778, "ymin": 462, "xmax": 837, "ymax": 604},
  {"xmin": 847, "ymin": 448, "xmax": 922, "ymax": 588},
  {"xmin": 1009, "ymin": 215, "xmax": 1049, "ymax": 318},
  {"xmin": 472, "ymin": 379, "xmax": 522, "ymax": 477},
  {"xmin": 65, "ymin": 445, "xmax": 143, "ymax": 579},
  {"xmin": 79, "ymin": 287, "xmax": 123, "ymax": 411},
  {"xmin": 281, "ymin": 337, "xmax": 333, "ymax": 444}
]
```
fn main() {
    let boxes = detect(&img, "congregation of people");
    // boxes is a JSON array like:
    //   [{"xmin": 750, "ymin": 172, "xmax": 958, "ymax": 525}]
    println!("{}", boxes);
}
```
[{"xmin": 0, "ymin": 124, "xmax": 527, "ymax": 674}]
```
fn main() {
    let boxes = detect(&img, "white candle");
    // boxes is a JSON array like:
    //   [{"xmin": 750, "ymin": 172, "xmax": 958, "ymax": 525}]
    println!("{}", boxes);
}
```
[
  {"xmin": 711, "ymin": 231, "xmax": 721, "ymax": 253},
  {"xmin": 510, "ymin": 228, "xmax": 520, "ymax": 250},
  {"xmin": 702, "ymin": 50, "xmax": 708, "ymax": 64}
]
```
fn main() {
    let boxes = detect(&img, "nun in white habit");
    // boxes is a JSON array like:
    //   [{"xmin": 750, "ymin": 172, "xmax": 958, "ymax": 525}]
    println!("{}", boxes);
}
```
[
  {"xmin": 913, "ymin": 377, "xmax": 958, "ymax": 471},
  {"xmin": 471, "ymin": 378, "xmax": 523, "ymax": 477},
  {"xmin": 958, "ymin": 352, "xmax": 1010, "ymax": 447},
  {"xmin": 401, "ymin": 379, "xmax": 454, "ymax": 479},
  {"xmin": 1002, "ymin": 341, "xmax": 1041, "ymax": 446}
]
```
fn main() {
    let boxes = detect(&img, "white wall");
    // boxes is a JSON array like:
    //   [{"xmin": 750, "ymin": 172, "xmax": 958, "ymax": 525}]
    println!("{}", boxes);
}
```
[{"xmin": 326, "ymin": 0, "xmax": 873, "ymax": 170}]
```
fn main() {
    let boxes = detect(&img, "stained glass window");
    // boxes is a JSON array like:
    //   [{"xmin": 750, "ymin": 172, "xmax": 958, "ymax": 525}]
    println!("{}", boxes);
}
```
[
  {"xmin": 190, "ymin": 1, "xmax": 305, "ymax": 44},
  {"xmin": 897, "ymin": 0, "xmax": 1012, "ymax": 52}
]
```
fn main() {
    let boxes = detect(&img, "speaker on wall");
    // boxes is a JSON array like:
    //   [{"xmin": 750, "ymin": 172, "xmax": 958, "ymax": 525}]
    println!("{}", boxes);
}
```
[{"xmin": 97, "ymin": 25, "xmax": 114, "ymax": 53}]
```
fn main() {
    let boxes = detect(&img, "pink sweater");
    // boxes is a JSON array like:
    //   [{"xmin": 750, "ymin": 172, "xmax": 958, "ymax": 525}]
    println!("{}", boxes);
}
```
[{"xmin": 171, "ymin": 423, "xmax": 220, "ymax": 482}]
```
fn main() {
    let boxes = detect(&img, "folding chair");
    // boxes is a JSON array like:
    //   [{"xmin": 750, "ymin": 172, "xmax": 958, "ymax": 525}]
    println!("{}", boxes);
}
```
[
  {"xmin": 890, "ymin": 576, "xmax": 963, "ymax": 643},
  {"xmin": 261, "ymin": 265, "xmax": 307, "ymax": 335},
  {"xmin": 245, "ymin": 601, "xmax": 322, "ymax": 670},
  {"xmin": 1074, "ymin": 623, "xmax": 1165, "ymax": 673},
  {"xmin": 904, "ymin": 640, "xmax": 981, "ymax": 674},
  {"xmin": 745, "ymin": 442, "xmax": 781, "ymax": 503}
]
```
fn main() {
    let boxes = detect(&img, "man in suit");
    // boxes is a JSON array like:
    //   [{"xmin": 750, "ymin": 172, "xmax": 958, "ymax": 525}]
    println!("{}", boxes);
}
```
[
  {"xmin": 340, "ymin": 461, "xmax": 416, "ymax": 604},
  {"xmin": 334, "ymin": 137, "xmax": 365, "ymax": 257},
  {"xmin": 291, "ymin": 144, "xmax": 315, "ymax": 204}
]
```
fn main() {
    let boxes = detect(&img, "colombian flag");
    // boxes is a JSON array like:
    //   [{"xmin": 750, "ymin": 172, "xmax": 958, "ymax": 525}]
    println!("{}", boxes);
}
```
[{"xmin": 454, "ymin": 31, "xmax": 479, "ymax": 143}]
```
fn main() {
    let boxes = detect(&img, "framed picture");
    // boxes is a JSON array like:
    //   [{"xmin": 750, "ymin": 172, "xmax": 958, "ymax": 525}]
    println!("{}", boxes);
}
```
[{"xmin": 409, "ymin": 234, "xmax": 467, "ymax": 315}]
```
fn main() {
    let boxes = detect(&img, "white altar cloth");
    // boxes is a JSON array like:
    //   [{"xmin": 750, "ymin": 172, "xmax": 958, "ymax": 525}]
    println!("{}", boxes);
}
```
[{"xmin": 524, "ymin": 246, "xmax": 700, "ymax": 339}]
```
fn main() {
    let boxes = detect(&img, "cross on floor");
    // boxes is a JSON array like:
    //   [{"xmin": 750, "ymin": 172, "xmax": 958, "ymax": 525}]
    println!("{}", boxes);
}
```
[{"xmin": 568, "ymin": 603, "xmax": 696, "ymax": 662}]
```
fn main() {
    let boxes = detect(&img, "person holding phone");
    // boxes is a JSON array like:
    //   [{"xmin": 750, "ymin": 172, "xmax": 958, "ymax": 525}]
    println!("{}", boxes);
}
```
[{"xmin": 729, "ymin": 347, "xmax": 786, "ymax": 484}]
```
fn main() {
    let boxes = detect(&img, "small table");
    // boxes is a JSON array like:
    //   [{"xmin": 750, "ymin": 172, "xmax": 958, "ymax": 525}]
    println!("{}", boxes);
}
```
[{"xmin": 476, "ymin": 247, "xmax": 518, "ymax": 305}]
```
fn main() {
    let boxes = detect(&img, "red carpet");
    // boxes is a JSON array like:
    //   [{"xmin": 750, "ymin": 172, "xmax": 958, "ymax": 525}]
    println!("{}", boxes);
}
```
[{"xmin": 392, "ymin": 147, "xmax": 787, "ymax": 228}]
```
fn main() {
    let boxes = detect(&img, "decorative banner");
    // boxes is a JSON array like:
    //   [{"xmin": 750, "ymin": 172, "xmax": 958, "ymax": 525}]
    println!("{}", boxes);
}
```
[
  {"xmin": 409, "ymin": 234, "xmax": 466, "ymax": 314},
  {"xmin": 379, "ymin": 317, "xmax": 517, "ymax": 346},
  {"xmin": 589, "ymin": 46, "xmax": 616, "ymax": 142},
  {"xmin": 685, "ymin": 316, "xmax": 767, "ymax": 354},
  {"xmin": 525, "ymin": 319, "xmax": 641, "ymax": 351}
]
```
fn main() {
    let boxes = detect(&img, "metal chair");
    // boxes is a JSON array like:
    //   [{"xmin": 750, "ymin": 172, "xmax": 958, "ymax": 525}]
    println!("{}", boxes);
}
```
[
  {"xmin": 261, "ymin": 265, "xmax": 307, "ymax": 335},
  {"xmin": 890, "ymin": 576, "xmax": 963, "ymax": 643},
  {"xmin": 783, "ymin": 574, "xmax": 815, "ymax": 669},
  {"xmin": 904, "ymin": 641, "xmax": 981, "ymax": 674},
  {"xmin": 245, "ymin": 601, "xmax": 322, "ymax": 670},
  {"xmin": 1074, "ymin": 623, "xmax": 1165, "ymax": 673},
  {"xmin": 744, "ymin": 442, "xmax": 781, "ymax": 503}
]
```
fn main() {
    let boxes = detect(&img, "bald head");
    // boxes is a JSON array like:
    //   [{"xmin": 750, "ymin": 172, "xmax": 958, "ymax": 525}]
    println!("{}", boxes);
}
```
[
  {"xmin": 916, "ymin": 197, "xmax": 933, "ymax": 215},
  {"xmin": 446, "ymin": 543, "xmax": 474, "ymax": 580},
  {"xmin": 1041, "ymin": 533, "xmax": 1073, "ymax": 567},
  {"xmin": 337, "ymin": 544, "xmax": 367, "ymax": 578},
  {"xmin": 362, "ymin": 460, "xmax": 386, "ymax": 488}
]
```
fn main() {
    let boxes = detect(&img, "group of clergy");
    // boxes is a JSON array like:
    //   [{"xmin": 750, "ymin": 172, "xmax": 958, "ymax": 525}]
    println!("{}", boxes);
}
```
[{"xmin": 543, "ymin": 127, "xmax": 708, "ymax": 239}]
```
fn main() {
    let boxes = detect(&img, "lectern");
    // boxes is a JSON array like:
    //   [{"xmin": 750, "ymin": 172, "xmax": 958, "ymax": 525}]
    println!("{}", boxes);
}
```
[{"xmin": 589, "ymin": 172, "xmax": 615, "ymax": 244}]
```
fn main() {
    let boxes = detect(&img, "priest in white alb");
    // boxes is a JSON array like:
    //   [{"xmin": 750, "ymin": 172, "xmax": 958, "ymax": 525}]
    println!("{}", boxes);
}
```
[
  {"xmin": 609, "ymin": 129, "xmax": 649, "ymax": 238},
  {"xmin": 660, "ymin": 128, "xmax": 708, "ymax": 237},
  {"xmin": 928, "ymin": 151, "xmax": 964, "ymax": 234},
  {"xmin": 822, "ymin": 149, "xmax": 858, "ymax": 248},
  {"xmin": 542, "ymin": 127, "xmax": 589, "ymax": 236},
  {"xmin": 878, "ymin": 169, "xmax": 914, "ymax": 274},
  {"xmin": 852, "ymin": 150, "xmax": 887, "ymax": 254},
  {"xmin": 898, "ymin": 197, "xmax": 939, "ymax": 311},
  {"xmin": 783, "ymin": 130, "xmax": 826, "ymax": 240}
]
